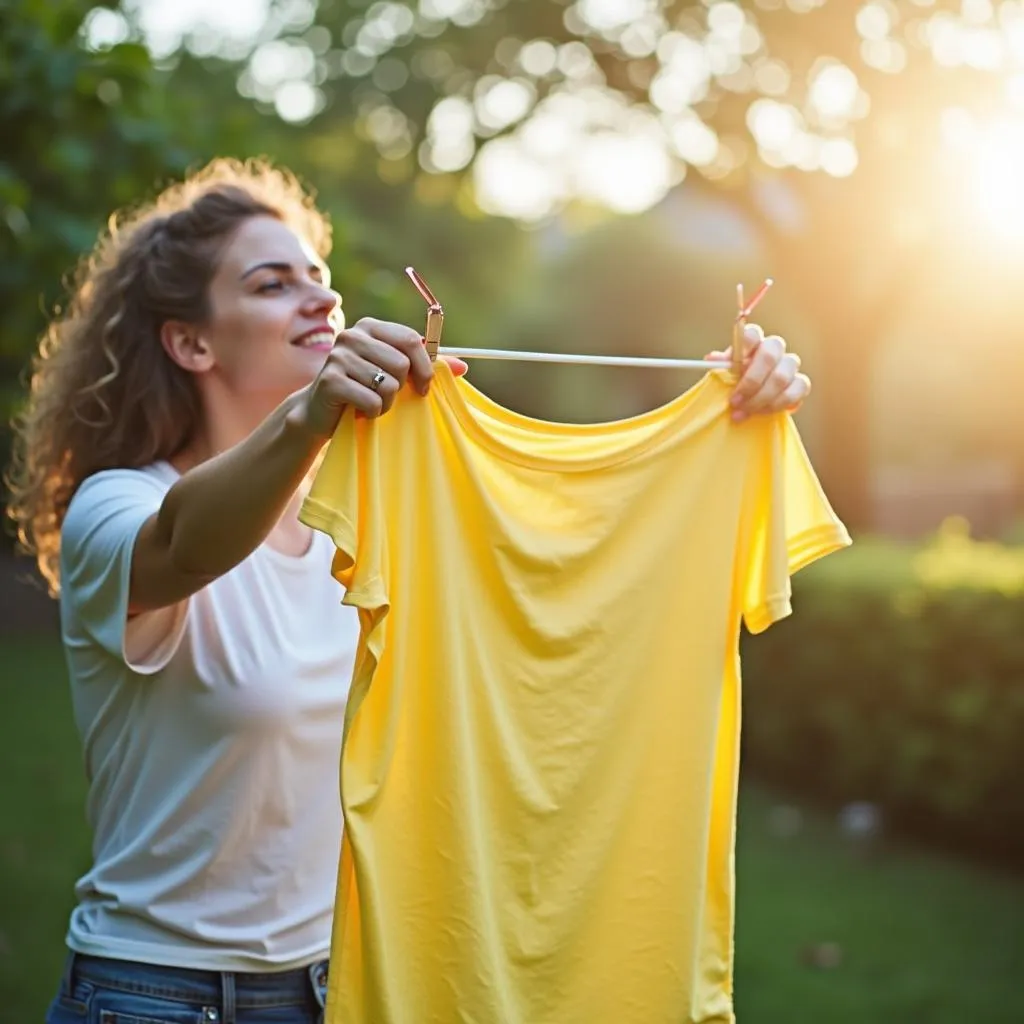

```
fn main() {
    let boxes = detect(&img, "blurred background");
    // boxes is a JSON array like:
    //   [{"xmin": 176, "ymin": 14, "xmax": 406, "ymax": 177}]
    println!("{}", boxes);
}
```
[{"xmin": 2, "ymin": 0, "xmax": 1024, "ymax": 1020}]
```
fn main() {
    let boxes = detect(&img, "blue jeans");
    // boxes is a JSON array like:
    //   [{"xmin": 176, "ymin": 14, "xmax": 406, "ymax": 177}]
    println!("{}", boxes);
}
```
[{"xmin": 44, "ymin": 950, "xmax": 329, "ymax": 1024}]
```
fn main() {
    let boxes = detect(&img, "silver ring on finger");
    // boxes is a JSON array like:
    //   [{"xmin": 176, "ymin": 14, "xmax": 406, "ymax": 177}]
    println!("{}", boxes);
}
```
[{"xmin": 369, "ymin": 369, "xmax": 387, "ymax": 393}]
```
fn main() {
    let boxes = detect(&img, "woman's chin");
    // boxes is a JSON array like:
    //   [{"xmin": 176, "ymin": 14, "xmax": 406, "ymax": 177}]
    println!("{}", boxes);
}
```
[
  {"xmin": 290, "ymin": 347, "xmax": 332, "ymax": 379},
  {"xmin": 291, "ymin": 344, "xmax": 333, "ymax": 377}
]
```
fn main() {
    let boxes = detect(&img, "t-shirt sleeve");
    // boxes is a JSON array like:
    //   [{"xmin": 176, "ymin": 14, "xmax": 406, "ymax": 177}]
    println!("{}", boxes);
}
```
[
  {"xmin": 61, "ymin": 470, "xmax": 189, "ymax": 674},
  {"xmin": 739, "ymin": 414, "xmax": 851, "ymax": 635}
]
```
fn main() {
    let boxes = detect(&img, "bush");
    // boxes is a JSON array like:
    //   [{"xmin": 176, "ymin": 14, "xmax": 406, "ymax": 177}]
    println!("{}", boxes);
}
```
[{"xmin": 741, "ymin": 519, "xmax": 1024, "ymax": 865}]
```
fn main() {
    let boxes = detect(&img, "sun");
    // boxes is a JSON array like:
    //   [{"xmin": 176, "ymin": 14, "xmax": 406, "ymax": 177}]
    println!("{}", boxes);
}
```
[{"xmin": 970, "ymin": 119, "xmax": 1024, "ymax": 239}]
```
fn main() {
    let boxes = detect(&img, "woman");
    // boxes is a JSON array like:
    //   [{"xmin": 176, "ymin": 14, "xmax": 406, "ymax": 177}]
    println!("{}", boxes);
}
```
[{"xmin": 7, "ymin": 157, "xmax": 810, "ymax": 1024}]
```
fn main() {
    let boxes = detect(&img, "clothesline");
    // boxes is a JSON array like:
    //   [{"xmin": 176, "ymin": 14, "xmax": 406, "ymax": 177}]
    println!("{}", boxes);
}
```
[
  {"xmin": 437, "ymin": 347, "xmax": 731, "ymax": 370},
  {"xmin": 404, "ymin": 266, "xmax": 774, "ymax": 374}
]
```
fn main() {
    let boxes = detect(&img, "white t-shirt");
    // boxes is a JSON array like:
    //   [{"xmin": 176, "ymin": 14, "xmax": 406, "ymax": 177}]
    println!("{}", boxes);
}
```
[{"xmin": 59, "ymin": 461, "xmax": 358, "ymax": 971}]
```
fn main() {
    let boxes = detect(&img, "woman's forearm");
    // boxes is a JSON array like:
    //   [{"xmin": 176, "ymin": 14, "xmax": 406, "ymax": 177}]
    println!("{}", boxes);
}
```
[
  {"xmin": 161, "ymin": 391, "xmax": 323, "ymax": 576},
  {"xmin": 129, "ymin": 390, "xmax": 329, "ymax": 612}
]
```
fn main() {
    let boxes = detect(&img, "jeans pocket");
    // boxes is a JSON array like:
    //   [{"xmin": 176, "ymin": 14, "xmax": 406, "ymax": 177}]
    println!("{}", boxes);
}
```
[
  {"xmin": 97, "ymin": 1016, "xmax": 205, "ymax": 1024},
  {"xmin": 47, "ymin": 980, "xmax": 95, "ymax": 1023},
  {"xmin": 91, "ymin": 991, "xmax": 207, "ymax": 1024}
]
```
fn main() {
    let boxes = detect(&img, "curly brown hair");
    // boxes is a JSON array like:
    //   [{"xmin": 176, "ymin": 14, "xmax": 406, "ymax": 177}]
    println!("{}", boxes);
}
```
[{"xmin": 5, "ymin": 156, "xmax": 333, "ymax": 596}]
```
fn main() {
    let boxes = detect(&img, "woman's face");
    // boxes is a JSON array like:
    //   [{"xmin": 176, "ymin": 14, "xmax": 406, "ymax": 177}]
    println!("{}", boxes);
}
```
[{"xmin": 191, "ymin": 214, "xmax": 343, "ymax": 407}]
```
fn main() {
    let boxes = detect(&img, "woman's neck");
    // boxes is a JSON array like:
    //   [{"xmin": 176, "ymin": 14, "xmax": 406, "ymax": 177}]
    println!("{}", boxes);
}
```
[{"xmin": 172, "ymin": 388, "xmax": 282, "ymax": 470}]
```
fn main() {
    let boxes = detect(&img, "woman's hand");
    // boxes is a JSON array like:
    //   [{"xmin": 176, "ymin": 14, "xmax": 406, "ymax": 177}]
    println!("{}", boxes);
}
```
[
  {"xmin": 295, "ymin": 317, "xmax": 468, "ymax": 439},
  {"xmin": 706, "ymin": 323, "xmax": 811, "ymax": 423}
]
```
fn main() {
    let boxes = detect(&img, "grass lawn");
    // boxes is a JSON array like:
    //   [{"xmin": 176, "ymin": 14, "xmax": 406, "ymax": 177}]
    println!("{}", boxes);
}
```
[{"xmin": 2, "ymin": 636, "xmax": 1023, "ymax": 1022}]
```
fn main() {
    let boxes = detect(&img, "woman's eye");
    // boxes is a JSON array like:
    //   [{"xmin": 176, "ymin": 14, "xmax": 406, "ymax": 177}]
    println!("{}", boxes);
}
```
[{"xmin": 257, "ymin": 280, "xmax": 285, "ymax": 293}]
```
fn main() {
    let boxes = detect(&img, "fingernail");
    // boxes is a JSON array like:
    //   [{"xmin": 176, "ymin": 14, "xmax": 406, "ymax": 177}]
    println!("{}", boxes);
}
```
[
  {"xmin": 731, "ymin": 409, "xmax": 746, "ymax": 423},
  {"xmin": 730, "ymin": 394, "xmax": 743, "ymax": 407}
]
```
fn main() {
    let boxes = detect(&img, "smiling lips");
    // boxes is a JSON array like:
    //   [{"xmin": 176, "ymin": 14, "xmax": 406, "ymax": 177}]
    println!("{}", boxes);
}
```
[{"xmin": 291, "ymin": 330, "xmax": 335, "ymax": 350}]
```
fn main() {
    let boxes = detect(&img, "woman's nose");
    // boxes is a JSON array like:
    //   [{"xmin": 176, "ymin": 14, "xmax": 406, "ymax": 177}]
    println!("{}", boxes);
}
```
[{"xmin": 307, "ymin": 281, "xmax": 341, "ymax": 314}]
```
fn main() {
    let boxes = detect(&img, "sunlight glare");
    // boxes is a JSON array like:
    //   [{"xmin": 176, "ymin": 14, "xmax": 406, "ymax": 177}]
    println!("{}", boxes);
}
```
[
  {"xmin": 861, "ymin": 38, "xmax": 908, "ymax": 74},
  {"xmin": 123, "ymin": 0, "xmax": 270, "ymax": 58},
  {"xmin": 971, "ymin": 121, "xmax": 1024, "ymax": 238},
  {"xmin": 1007, "ymin": 17, "xmax": 1024, "ymax": 65},
  {"xmin": 1007, "ymin": 73, "xmax": 1024, "ymax": 109},
  {"xmin": 425, "ymin": 97, "xmax": 476, "ymax": 172},
  {"xmin": 939, "ymin": 106, "xmax": 975, "ymax": 150},
  {"xmin": 274, "ymin": 80, "xmax": 320, "ymax": 123},
  {"xmin": 575, "ymin": 132, "xmax": 675, "ymax": 213},
  {"xmin": 519, "ymin": 40, "xmax": 558, "ymax": 77},
  {"xmin": 475, "ymin": 78, "xmax": 536, "ymax": 132},
  {"xmin": 251, "ymin": 40, "xmax": 315, "ymax": 89},
  {"xmin": 962, "ymin": 0, "xmax": 993, "ymax": 25},
  {"xmin": 707, "ymin": 2, "xmax": 746, "ymax": 39},
  {"xmin": 472, "ymin": 93, "xmax": 677, "ymax": 220},
  {"xmin": 927, "ymin": 13, "xmax": 965, "ymax": 68},
  {"xmin": 650, "ymin": 36, "xmax": 711, "ymax": 113},
  {"xmin": 669, "ymin": 115, "xmax": 719, "ymax": 167},
  {"xmin": 963, "ymin": 27, "xmax": 1002, "ymax": 71},
  {"xmin": 576, "ymin": 0, "xmax": 651, "ymax": 34},
  {"xmin": 808, "ymin": 62, "xmax": 860, "ymax": 121},
  {"xmin": 855, "ymin": 3, "xmax": 891, "ymax": 41},
  {"xmin": 753, "ymin": 59, "xmax": 790, "ymax": 96},
  {"xmin": 820, "ymin": 137, "xmax": 858, "ymax": 177},
  {"xmin": 747, "ymin": 99, "xmax": 802, "ymax": 153},
  {"xmin": 473, "ymin": 139, "xmax": 561, "ymax": 220},
  {"xmin": 82, "ymin": 8, "xmax": 130, "ymax": 50}
]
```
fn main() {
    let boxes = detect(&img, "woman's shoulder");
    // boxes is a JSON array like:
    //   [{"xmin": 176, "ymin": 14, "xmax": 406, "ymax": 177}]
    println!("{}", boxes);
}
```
[
  {"xmin": 71, "ymin": 461, "xmax": 178, "ymax": 505},
  {"xmin": 62, "ymin": 462, "xmax": 179, "ymax": 545}
]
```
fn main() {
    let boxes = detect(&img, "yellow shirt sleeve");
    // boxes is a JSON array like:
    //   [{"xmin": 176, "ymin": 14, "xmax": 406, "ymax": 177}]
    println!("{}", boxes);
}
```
[{"xmin": 739, "ymin": 414, "xmax": 852, "ymax": 635}]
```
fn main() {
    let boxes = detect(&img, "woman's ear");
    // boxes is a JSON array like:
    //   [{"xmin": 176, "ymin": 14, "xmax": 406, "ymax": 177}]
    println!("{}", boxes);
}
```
[{"xmin": 160, "ymin": 320, "xmax": 214, "ymax": 373}]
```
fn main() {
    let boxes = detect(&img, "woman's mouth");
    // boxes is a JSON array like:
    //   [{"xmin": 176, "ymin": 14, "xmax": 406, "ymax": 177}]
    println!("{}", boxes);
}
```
[{"xmin": 291, "ymin": 330, "xmax": 335, "ymax": 352}]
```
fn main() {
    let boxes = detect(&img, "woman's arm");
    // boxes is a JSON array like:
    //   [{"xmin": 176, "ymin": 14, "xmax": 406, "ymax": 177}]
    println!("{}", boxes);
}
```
[
  {"xmin": 129, "ymin": 390, "xmax": 323, "ymax": 613},
  {"xmin": 126, "ymin": 318, "xmax": 461, "ymax": 614}
]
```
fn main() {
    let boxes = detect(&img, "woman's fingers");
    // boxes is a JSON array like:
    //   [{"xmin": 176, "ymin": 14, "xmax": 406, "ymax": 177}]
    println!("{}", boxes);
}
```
[{"xmin": 345, "ymin": 317, "xmax": 433, "ymax": 394}]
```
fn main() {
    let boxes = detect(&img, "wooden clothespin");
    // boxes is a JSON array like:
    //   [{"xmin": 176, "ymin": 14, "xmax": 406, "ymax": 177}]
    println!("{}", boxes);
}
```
[
  {"xmin": 733, "ymin": 278, "xmax": 774, "ymax": 376},
  {"xmin": 403, "ymin": 264, "xmax": 775, "ymax": 374},
  {"xmin": 404, "ymin": 266, "xmax": 444, "ymax": 361}
]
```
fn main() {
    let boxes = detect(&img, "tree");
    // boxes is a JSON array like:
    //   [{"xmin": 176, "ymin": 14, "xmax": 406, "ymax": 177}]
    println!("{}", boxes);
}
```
[
  {"xmin": 0, "ymin": 0, "xmax": 528, "ymax": 540},
  {"xmin": 1, "ymin": 1, "xmax": 187, "ymax": 366},
  {"xmin": 7, "ymin": 0, "xmax": 1016, "ymax": 527},
  {"xmin": 297, "ymin": 0, "xmax": 1012, "ymax": 527}
]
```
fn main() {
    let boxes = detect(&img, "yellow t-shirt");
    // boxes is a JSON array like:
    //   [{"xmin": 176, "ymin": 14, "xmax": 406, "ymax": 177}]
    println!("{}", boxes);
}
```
[{"xmin": 300, "ymin": 362, "xmax": 850, "ymax": 1024}]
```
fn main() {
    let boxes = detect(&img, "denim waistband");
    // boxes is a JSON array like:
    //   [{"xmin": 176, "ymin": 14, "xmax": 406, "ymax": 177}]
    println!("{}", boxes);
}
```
[{"xmin": 65, "ymin": 951, "xmax": 329, "ymax": 1010}]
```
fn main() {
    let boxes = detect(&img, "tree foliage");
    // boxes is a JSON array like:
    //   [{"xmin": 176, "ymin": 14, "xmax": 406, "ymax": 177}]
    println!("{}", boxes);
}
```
[
  {"xmin": 4, "ymin": 0, "xmax": 1021, "ymax": 529},
  {"xmin": 296, "ymin": 0, "xmax": 1016, "ymax": 525},
  {"xmin": 0, "ymin": 0, "xmax": 527, "ymax": 542},
  {"xmin": 0, "ymin": 0, "xmax": 529, "ymax": 369}
]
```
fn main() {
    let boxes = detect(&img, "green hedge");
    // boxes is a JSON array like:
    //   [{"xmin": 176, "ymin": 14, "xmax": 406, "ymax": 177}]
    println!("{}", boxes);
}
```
[{"xmin": 741, "ymin": 519, "xmax": 1024, "ymax": 865}]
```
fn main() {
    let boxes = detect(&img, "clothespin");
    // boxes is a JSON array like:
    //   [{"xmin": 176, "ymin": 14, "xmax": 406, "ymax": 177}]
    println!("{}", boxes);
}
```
[
  {"xmin": 404, "ymin": 266, "xmax": 444, "ymax": 361},
  {"xmin": 403, "ymin": 264, "xmax": 776, "ymax": 374},
  {"xmin": 733, "ymin": 278, "xmax": 774, "ymax": 376}
]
